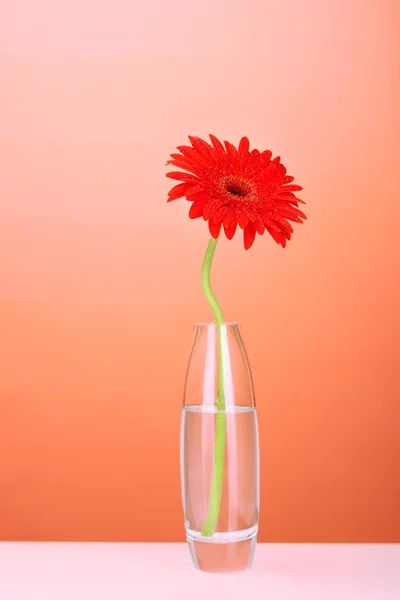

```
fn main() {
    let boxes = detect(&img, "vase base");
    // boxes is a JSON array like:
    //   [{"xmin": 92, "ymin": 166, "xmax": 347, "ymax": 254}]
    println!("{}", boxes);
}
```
[{"xmin": 186, "ymin": 529, "xmax": 257, "ymax": 573}]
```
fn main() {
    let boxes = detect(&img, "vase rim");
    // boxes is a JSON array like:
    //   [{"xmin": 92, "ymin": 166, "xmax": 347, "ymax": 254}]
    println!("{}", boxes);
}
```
[{"xmin": 194, "ymin": 321, "xmax": 240, "ymax": 327}]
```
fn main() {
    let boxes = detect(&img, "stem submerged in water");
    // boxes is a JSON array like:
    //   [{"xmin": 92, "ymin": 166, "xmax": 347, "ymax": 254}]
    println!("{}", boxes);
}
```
[{"xmin": 200, "ymin": 236, "xmax": 226, "ymax": 537}]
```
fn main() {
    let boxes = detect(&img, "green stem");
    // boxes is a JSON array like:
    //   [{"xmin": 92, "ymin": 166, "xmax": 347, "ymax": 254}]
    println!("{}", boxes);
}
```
[{"xmin": 201, "ymin": 236, "xmax": 226, "ymax": 537}]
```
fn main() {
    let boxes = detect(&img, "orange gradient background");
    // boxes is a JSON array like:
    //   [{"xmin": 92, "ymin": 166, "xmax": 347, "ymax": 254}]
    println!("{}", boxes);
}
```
[{"xmin": 1, "ymin": 0, "xmax": 399, "ymax": 542}]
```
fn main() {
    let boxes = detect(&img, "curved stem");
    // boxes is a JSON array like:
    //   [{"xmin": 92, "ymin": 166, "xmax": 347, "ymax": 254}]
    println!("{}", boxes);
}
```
[
  {"xmin": 201, "ymin": 236, "xmax": 224, "ymax": 326},
  {"xmin": 201, "ymin": 236, "xmax": 226, "ymax": 536}
]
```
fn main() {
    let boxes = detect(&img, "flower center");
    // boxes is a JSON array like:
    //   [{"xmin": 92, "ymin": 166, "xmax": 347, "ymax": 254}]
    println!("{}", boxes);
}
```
[
  {"xmin": 226, "ymin": 184, "xmax": 247, "ymax": 198},
  {"xmin": 220, "ymin": 176, "xmax": 255, "ymax": 202}
]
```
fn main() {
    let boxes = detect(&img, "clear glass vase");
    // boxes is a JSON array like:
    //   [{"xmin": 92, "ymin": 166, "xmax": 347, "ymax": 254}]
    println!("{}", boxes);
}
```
[{"xmin": 180, "ymin": 322, "xmax": 259, "ymax": 573}]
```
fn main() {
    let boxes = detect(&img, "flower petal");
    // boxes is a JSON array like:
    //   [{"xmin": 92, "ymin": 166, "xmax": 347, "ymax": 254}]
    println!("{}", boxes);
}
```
[
  {"xmin": 183, "ymin": 184, "xmax": 204, "ymax": 197},
  {"xmin": 167, "ymin": 157, "xmax": 202, "ymax": 176},
  {"xmin": 275, "ymin": 192, "xmax": 297, "ymax": 201},
  {"xmin": 277, "ymin": 163, "xmax": 287, "ymax": 176},
  {"xmin": 186, "ymin": 190, "xmax": 209, "ymax": 203},
  {"xmin": 254, "ymin": 217, "xmax": 265, "ymax": 235},
  {"xmin": 266, "ymin": 225, "xmax": 286, "ymax": 246},
  {"xmin": 279, "ymin": 211, "xmax": 304, "ymax": 224},
  {"xmin": 238, "ymin": 137, "xmax": 250, "ymax": 156},
  {"xmin": 248, "ymin": 149, "xmax": 261, "ymax": 168},
  {"xmin": 224, "ymin": 140, "xmax": 238, "ymax": 160},
  {"xmin": 244, "ymin": 222, "xmax": 256, "ymax": 250},
  {"xmin": 189, "ymin": 200, "xmax": 206, "ymax": 219},
  {"xmin": 260, "ymin": 149, "xmax": 272, "ymax": 163},
  {"xmin": 202, "ymin": 203, "xmax": 211, "ymax": 220},
  {"xmin": 167, "ymin": 182, "xmax": 190, "ymax": 201},
  {"xmin": 176, "ymin": 145, "xmax": 208, "ymax": 167},
  {"xmin": 166, "ymin": 171, "xmax": 199, "ymax": 182},
  {"xmin": 282, "ymin": 175, "xmax": 294, "ymax": 184},
  {"xmin": 211, "ymin": 205, "xmax": 227, "ymax": 224},
  {"xmin": 276, "ymin": 217, "xmax": 294, "ymax": 234},
  {"xmin": 235, "ymin": 207, "xmax": 250, "ymax": 229},
  {"xmin": 209, "ymin": 134, "xmax": 226, "ymax": 157},
  {"xmin": 223, "ymin": 207, "xmax": 236, "ymax": 228},
  {"xmin": 188, "ymin": 136, "xmax": 214, "ymax": 159},
  {"xmin": 278, "ymin": 204, "xmax": 307, "ymax": 221},
  {"xmin": 263, "ymin": 217, "xmax": 281, "ymax": 232},
  {"xmin": 262, "ymin": 162, "xmax": 279, "ymax": 180},
  {"xmin": 209, "ymin": 220, "xmax": 221, "ymax": 238},
  {"xmin": 224, "ymin": 221, "xmax": 237, "ymax": 240},
  {"xmin": 282, "ymin": 184, "xmax": 303, "ymax": 192}
]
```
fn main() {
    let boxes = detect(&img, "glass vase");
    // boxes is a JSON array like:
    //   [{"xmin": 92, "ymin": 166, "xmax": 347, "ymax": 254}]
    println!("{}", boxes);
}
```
[{"xmin": 180, "ymin": 322, "xmax": 260, "ymax": 573}]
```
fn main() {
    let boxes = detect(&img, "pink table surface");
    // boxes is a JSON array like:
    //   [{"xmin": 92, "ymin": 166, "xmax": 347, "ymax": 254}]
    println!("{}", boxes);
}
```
[{"xmin": 0, "ymin": 543, "xmax": 399, "ymax": 599}]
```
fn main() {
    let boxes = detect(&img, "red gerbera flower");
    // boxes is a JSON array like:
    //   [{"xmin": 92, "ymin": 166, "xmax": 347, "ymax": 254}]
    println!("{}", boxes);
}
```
[{"xmin": 166, "ymin": 134, "xmax": 306, "ymax": 249}]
